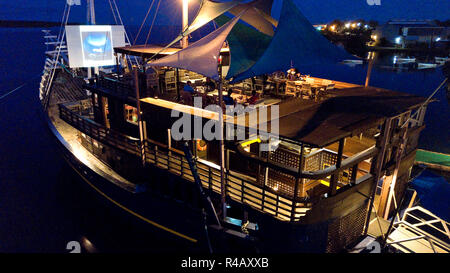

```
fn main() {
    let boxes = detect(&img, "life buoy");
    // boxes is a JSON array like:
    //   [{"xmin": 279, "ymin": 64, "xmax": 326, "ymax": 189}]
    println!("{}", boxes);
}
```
[{"xmin": 197, "ymin": 140, "xmax": 207, "ymax": 151}]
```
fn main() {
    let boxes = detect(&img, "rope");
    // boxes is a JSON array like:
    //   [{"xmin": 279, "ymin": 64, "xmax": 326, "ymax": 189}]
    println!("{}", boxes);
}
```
[
  {"xmin": 145, "ymin": 0, "xmax": 162, "ymax": 45},
  {"xmin": 0, "ymin": 73, "xmax": 42, "ymax": 102},
  {"xmin": 401, "ymin": 77, "xmax": 448, "ymax": 128},
  {"xmin": 134, "ymin": 0, "xmax": 156, "ymax": 45},
  {"xmin": 111, "ymin": 0, "xmax": 139, "ymax": 68},
  {"xmin": 108, "ymin": 0, "xmax": 119, "ymax": 25}
]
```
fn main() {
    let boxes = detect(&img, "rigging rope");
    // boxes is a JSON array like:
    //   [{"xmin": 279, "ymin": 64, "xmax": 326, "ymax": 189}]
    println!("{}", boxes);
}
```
[
  {"xmin": 145, "ymin": 0, "xmax": 162, "ymax": 45},
  {"xmin": 134, "ymin": 0, "xmax": 156, "ymax": 45},
  {"xmin": 43, "ymin": 4, "xmax": 72, "ymax": 110},
  {"xmin": 401, "ymin": 77, "xmax": 448, "ymax": 128},
  {"xmin": 111, "ymin": 0, "xmax": 139, "ymax": 68},
  {"xmin": 108, "ymin": 0, "xmax": 119, "ymax": 25}
]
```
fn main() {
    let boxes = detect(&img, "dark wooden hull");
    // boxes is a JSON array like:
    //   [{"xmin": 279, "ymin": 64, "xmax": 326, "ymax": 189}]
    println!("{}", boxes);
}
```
[{"xmin": 39, "ymin": 104, "xmax": 343, "ymax": 253}]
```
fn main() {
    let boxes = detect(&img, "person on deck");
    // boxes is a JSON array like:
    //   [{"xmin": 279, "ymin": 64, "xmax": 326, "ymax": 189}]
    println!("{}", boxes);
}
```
[
  {"xmin": 182, "ymin": 81, "xmax": 195, "ymax": 105},
  {"xmin": 205, "ymin": 78, "xmax": 216, "ymax": 92},
  {"xmin": 247, "ymin": 90, "xmax": 260, "ymax": 105},
  {"xmin": 223, "ymin": 88, "xmax": 236, "ymax": 106}
]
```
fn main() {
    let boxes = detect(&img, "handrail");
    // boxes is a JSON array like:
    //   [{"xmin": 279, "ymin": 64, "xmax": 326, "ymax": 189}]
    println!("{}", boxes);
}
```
[
  {"xmin": 301, "ymin": 146, "xmax": 378, "ymax": 180},
  {"xmin": 59, "ymin": 103, "xmax": 140, "ymax": 155},
  {"xmin": 236, "ymin": 142, "xmax": 378, "ymax": 180},
  {"xmin": 88, "ymin": 75, "xmax": 136, "ymax": 99}
]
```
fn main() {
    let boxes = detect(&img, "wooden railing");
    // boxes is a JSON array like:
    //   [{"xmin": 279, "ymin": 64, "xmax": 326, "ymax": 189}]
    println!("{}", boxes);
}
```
[
  {"xmin": 59, "ymin": 103, "xmax": 375, "ymax": 222},
  {"xmin": 59, "ymin": 103, "xmax": 141, "ymax": 156},
  {"xmin": 143, "ymin": 139, "xmax": 313, "ymax": 221},
  {"xmin": 94, "ymin": 76, "xmax": 136, "ymax": 99},
  {"xmin": 59, "ymin": 103, "xmax": 311, "ymax": 221}
]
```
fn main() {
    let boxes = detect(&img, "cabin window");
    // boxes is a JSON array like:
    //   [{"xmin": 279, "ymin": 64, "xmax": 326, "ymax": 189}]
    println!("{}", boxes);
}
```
[{"xmin": 124, "ymin": 104, "xmax": 138, "ymax": 125}]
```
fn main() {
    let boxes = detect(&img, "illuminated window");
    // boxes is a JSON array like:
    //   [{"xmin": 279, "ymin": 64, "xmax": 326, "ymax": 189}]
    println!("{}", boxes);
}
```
[{"xmin": 124, "ymin": 104, "xmax": 138, "ymax": 125}]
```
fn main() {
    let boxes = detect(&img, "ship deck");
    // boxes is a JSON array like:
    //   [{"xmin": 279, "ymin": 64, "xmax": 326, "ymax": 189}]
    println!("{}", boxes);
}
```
[{"xmin": 48, "ymin": 72, "xmax": 136, "ymax": 193}]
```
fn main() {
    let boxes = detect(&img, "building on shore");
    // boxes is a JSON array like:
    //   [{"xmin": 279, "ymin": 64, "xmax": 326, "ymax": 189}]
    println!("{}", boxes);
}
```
[{"xmin": 374, "ymin": 20, "xmax": 449, "ymax": 48}]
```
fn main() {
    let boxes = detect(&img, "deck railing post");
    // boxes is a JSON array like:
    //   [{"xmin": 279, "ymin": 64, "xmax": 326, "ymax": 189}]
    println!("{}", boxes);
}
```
[
  {"xmin": 329, "ymin": 138, "xmax": 344, "ymax": 196},
  {"xmin": 364, "ymin": 118, "xmax": 393, "ymax": 235},
  {"xmin": 291, "ymin": 144, "xmax": 304, "ymax": 221},
  {"xmin": 134, "ymin": 69, "xmax": 147, "ymax": 167}
]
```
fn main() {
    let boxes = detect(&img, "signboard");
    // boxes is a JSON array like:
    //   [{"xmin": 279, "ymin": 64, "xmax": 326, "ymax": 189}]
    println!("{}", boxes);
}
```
[{"xmin": 66, "ymin": 25, "xmax": 126, "ymax": 68}]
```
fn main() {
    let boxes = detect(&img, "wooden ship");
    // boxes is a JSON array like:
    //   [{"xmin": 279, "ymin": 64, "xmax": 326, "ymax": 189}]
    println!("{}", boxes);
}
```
[{"xmin": 38, "ymin": 0, "xmax": 433, "ymax": 252}]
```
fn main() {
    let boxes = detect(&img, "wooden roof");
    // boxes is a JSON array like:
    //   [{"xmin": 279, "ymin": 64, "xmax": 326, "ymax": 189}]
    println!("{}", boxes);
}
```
[
  {"xmin": 114, "ymin": 45, "xmax": 181, "ymax": 58},
  {"xmin": 275, "ymin": 86, "xmax": 427, "ymax": 147}
]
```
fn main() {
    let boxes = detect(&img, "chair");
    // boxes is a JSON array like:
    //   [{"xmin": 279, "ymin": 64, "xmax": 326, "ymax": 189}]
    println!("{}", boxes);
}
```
[
  {"xmin": 300, "ymin": 84, "xmax": 312, "ymax": 99},
  {"xmin": 317, "ymin": 84, "xmax": 335, "ymax": 101},
  {"xmin": 285, "ymin": 81, "xmax": 298, "ymax": 97}
]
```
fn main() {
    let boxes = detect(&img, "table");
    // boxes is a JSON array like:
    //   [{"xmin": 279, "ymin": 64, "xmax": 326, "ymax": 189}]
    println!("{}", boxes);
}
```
[{"xmin": 267, "ymin": 78, "xmax": 287, "ymax": 95}]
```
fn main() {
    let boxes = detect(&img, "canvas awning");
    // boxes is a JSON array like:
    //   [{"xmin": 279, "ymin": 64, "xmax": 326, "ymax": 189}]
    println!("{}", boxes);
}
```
[
  {"xmin": 148, "ymin": 14, "xmax": 242, "ymax": 80},
  {"xmin": 232, "ymin": 0, "xmax": 358, "ymax": 82},
  {"xmin": 214, "ymin": 15, "xmax": 272, "ymax": 79},
  {"xmin": 229, "ymin": 0, "xmax": 276, "ymax": 36}
]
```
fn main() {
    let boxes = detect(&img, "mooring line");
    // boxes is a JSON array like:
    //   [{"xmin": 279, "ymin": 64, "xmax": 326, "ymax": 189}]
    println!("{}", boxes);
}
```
[{"xmin": 0, "ymin": 73, "xmax": 42, "ymax": 102}]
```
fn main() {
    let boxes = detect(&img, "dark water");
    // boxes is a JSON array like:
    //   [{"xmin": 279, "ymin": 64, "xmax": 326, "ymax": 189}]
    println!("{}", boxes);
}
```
[
  {"xmin": 0, "ymin": 27, "xmax": 448, "ymax": 253},
  {"xmin": 0, "ymin": 27, "xmax": 198, "ymax": 253}
]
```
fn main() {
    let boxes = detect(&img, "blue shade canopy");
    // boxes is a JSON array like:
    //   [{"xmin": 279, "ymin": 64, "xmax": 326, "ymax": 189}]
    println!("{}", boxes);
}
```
[
  {"xmin": 411, "ymin": 170, "xmax": 450, "ymax": 222},
  {"xmin": 232, "ymin": 0, "xmax": 357, "ymax": 82},
  {"xmin": 215, "ymin": 15, "xmax": 272, "ymax": 79}
]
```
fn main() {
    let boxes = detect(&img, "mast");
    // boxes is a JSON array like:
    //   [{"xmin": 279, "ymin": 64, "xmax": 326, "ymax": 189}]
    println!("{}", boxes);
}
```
[
  {"xmin": 182, "ymin": 0, "xmax": 189, "ymax": 48},
  {"xmin": 87, "ymin": 0, "xmax": 98, "ymax": 77},
  {"xmin": 89, "ymin": 0, "xmax": 96, "ymax": 24}
]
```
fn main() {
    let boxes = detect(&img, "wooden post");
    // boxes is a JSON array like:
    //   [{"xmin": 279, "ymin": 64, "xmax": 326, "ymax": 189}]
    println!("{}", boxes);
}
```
[
  {"xmin": 365, "ymin": 51, "xmax": 377, "ymax": 87},
  {"xmin": 364, "ymin": 118, "xmax": 393, "ymax": 235},
  {"xmin": 329, "ymin": 138, "xmax": 344, "ymax": 196},
  {"xmin": 383, "ymin": 117, "xmax": 409, "ymax": 219},
  {"xmin": 176, "ymin": 68, "xmax": 180, "ymax": 102},
  {"xmin": 115, "ymin": 53, "xmax": 120, "ymax": 79},
  {"xmin": 134, "ymin": 68, "xmax": 146, "ymax": 166},
  {"xmin": 291, "ymin": 144, "xmax": 304, "ymax": 221},
  {"xmin": 351, "ymin": 164, "xmax": 358, "ymax": 184}
]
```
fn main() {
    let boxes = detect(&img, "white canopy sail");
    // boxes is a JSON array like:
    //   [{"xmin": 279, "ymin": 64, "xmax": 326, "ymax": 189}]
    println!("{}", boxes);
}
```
[
  {"xmin": 149, "ymin": 14, "xmax": 242, "ymax": 80},
  {"xmin": 229, "ymin": 0, "xmax": 276, "ymax": 36},
  {"xmin": 150, "ymin": 0, "xmax": 239, "ymax": 60}
]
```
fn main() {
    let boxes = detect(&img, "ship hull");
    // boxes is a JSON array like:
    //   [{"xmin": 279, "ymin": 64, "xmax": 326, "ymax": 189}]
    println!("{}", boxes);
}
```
[{"xmin": 39, "ymin": 104, "xmax": 338, "ymax": 253}]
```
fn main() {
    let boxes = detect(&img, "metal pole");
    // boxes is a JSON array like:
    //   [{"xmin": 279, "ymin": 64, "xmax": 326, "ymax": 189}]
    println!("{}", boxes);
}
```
[
  {"xmin": 218, "ymin": 64, "xmax": 226, "ymax": 220},
  {"xmin": 182, "ymin": 0, "xmax": 189, "ymax": 48}
]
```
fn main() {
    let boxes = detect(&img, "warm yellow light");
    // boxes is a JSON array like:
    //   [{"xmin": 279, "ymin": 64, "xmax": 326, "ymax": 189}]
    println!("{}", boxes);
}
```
[
  {"xmin": 330, "ymin": 25, "xmax": 336, "ymax": 31},
  {"xmin": 241, "ymin": 138, "xmax": 262, "ymax": 147},
  {"xmin": 371, "ymin": 35, "xmax": 378, "ymax": 40},
  {"xmin": 351, "ymin": 23, "xmax": 357, "ymax": 28}
]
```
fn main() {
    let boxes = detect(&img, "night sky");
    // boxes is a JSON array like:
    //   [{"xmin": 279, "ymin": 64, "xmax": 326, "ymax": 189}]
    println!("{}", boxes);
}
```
[{"xmin": 0, "ymin": 0, "xmax": 448, "ymax": 25}]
